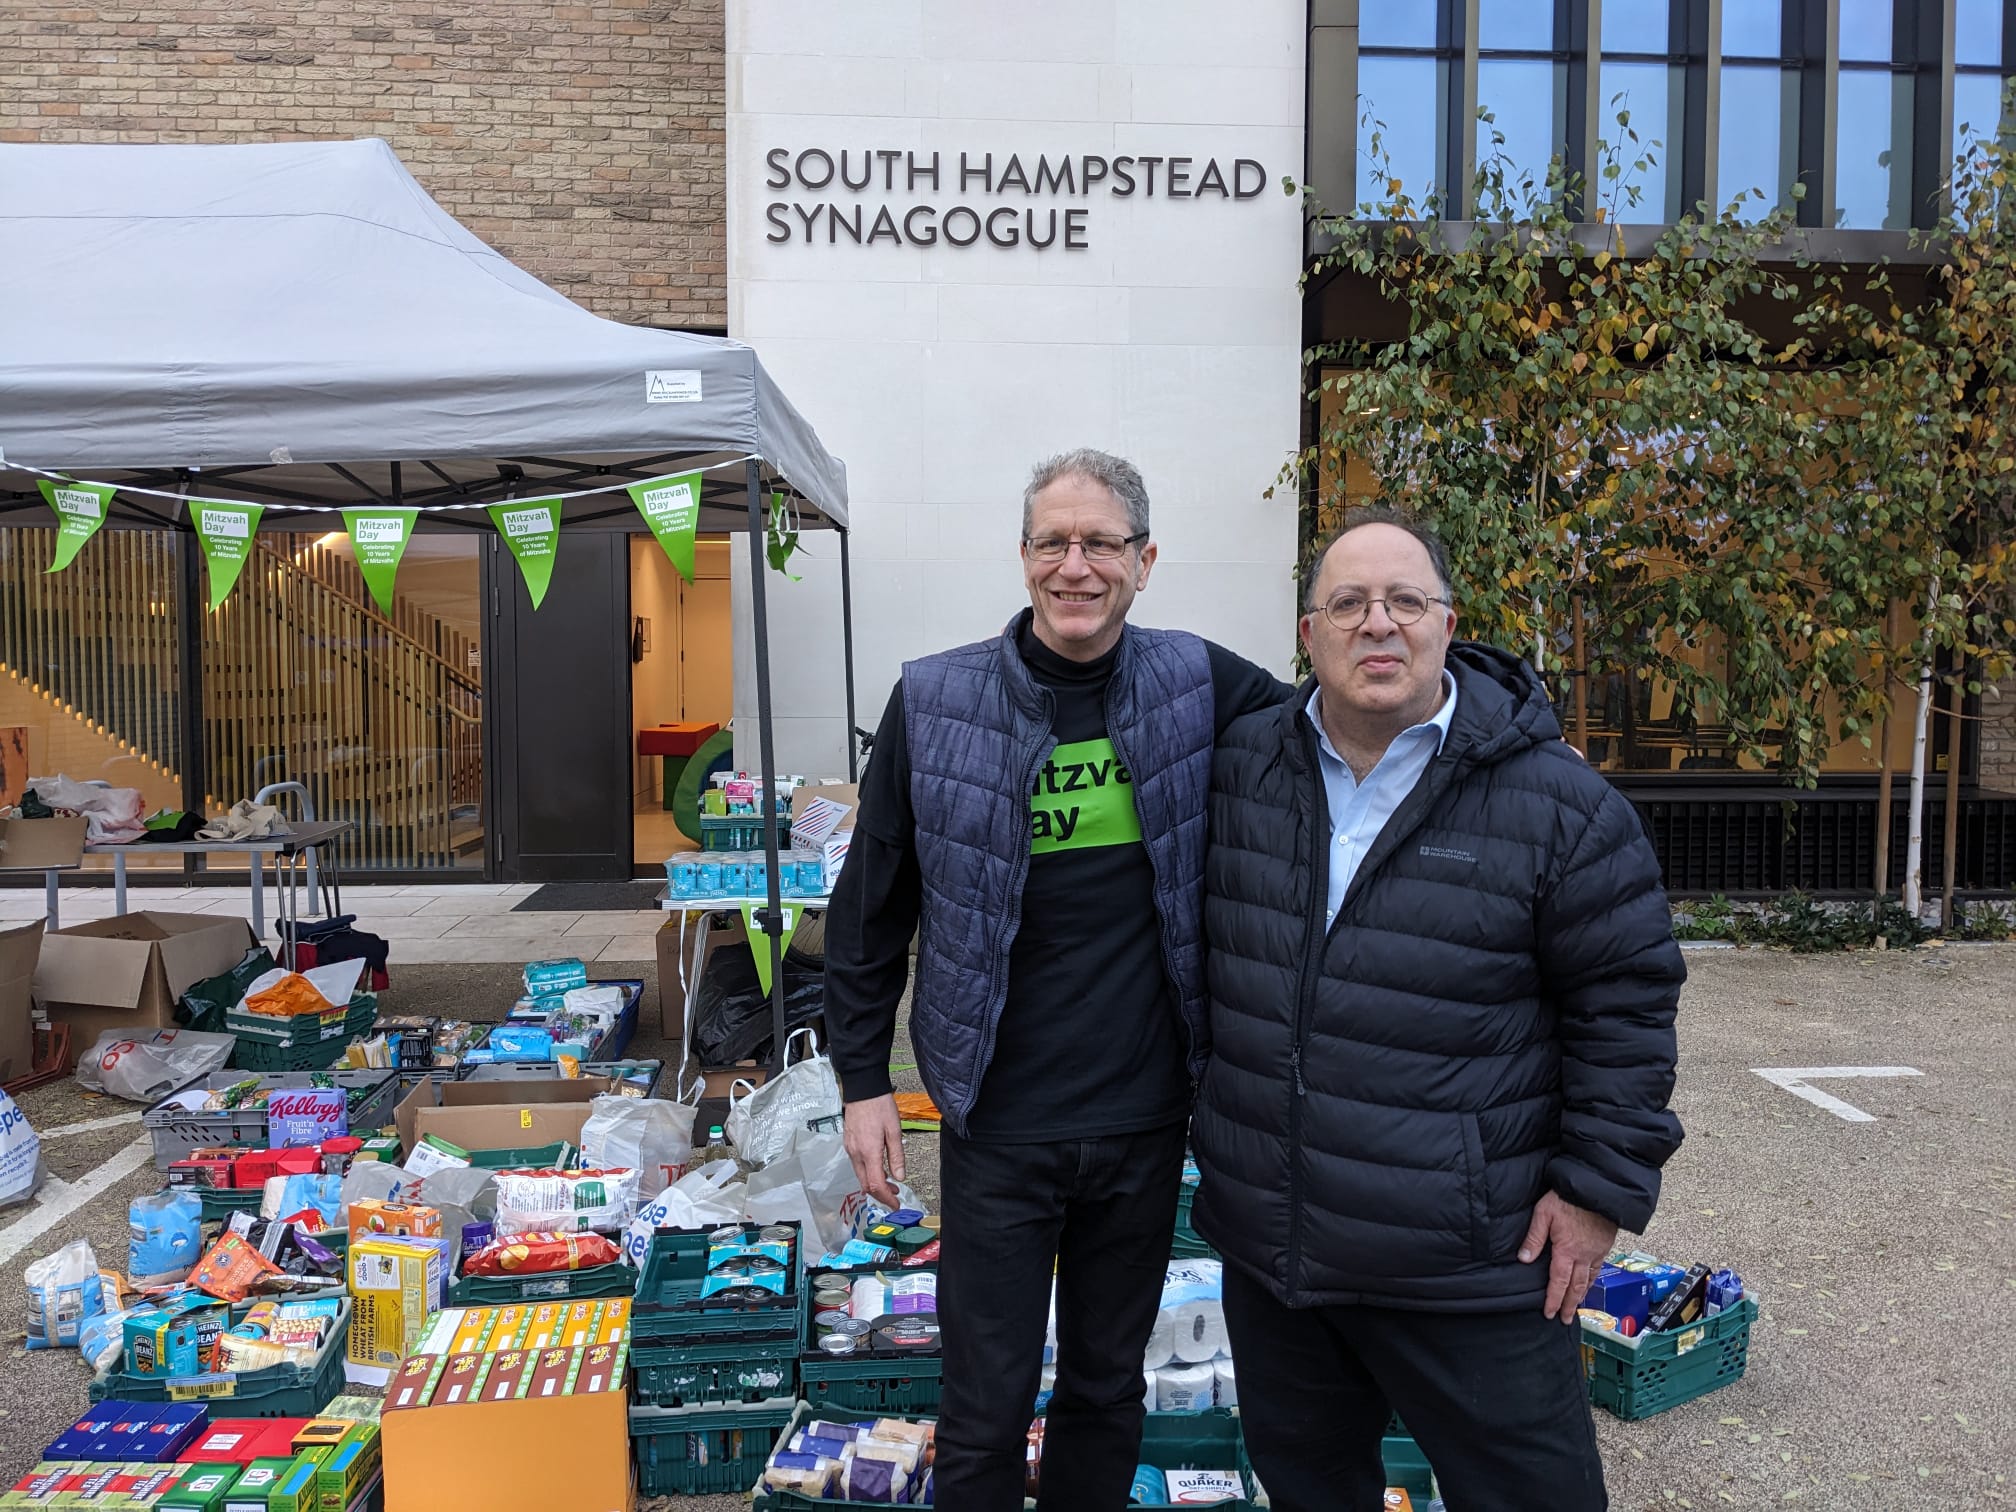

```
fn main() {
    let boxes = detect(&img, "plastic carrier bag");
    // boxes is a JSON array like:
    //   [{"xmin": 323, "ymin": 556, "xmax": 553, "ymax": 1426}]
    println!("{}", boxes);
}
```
[
  {"xmin": 0, "ymin": 1088, "xmax": 44, "ymax": 1208},
  {"xmin": 581, "ymin": 1086, "xmax": 700, "ymax": 1193},
  {"xmin": 725, "ymin": 1028, "xmax": 841, "ymax": 1169}
]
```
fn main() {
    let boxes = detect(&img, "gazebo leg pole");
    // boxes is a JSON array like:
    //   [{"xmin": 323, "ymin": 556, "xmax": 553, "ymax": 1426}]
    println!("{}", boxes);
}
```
[
  {"xmin": 841, "ymin": 526, "xmax": 858, "ymax": 782},
  {"xmin": 745, "ymin": 459, "xmax": 789, "ymax": 1077}
]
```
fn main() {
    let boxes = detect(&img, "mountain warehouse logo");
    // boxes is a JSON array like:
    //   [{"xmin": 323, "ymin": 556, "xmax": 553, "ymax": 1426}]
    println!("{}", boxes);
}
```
[
  {"xmin": 639, "ymin": 483, "xmax": 694, "ymax": 520},
  {"xmin": 500, "ymin": 507, "xmax": 552, "ymax": 538},
  {"xmin": 52, "ymin": 488, "xmax": 102, "ymax": 519},
  {"xmin": 199, "ymin": 508, "xmax": 250, "ymax": 539},
  {"xmin": 352, "ymin": 517, "xmax": 406, "ymax": 544}
]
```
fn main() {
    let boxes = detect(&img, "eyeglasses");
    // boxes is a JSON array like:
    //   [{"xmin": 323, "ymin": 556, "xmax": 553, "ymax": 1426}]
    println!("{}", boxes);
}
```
[
  {"xmin": 1317, "ymin": 589, "xmax": 1446, "ymax": 630},
  {"xmin": 1023, "ymin": 532, "xmax": 1148, "ymax": 563}
]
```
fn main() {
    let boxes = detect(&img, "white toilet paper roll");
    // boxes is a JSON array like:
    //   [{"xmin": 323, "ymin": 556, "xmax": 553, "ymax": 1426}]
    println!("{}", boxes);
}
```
[
  {"xmin": 1213, "ymin": 1356, "xmax": 1238, "ymax": 1406},
  {"xmin": 1169, "ymin": 1299, "xmax": 1228, "ymax": 1363},
  {"xmin": 1155, "ymin": 1361, "xmax": 1217, "ymax": 1413},
  {"xmin": 1142, "ymin": 1308, "xmax": 1177, "ymax": 1370},
  {"xmin": 1142, "ymin": 1370, "xmax": 1156, "ymax": 1410}
]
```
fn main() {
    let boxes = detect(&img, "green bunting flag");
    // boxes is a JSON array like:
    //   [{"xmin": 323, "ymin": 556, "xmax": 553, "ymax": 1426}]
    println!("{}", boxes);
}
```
[
  {"xmin": 34, "ymin": 479, "xmax": 116, "ymax": 572},
  {"xmin": 739, "ymin": 901, "xmax": 801, "ymax": 995},
  {"xmin": 487, "ymin": 498, "xmax": 563, "ymax": 610},
  {"xmin": 191, "ymin": 499, "xmax": 266, "ymax": 610},
  {"xmin": 627, "ymin": 472, "xmax": 704, "ymax": 583},
  {"xmin": 341, "ymin": 507, "xmax": 419, "ymax": 616}
]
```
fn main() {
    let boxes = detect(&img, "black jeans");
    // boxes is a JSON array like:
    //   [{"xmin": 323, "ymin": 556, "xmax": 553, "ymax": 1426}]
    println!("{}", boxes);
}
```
[
  {"xmin": 934, "ymin": 1122, "xmax": 1187, "ymax": 1512},
  {"xmin": 1220, "ymin": 1263, "xmax": 1607, "ymax": 1512}
]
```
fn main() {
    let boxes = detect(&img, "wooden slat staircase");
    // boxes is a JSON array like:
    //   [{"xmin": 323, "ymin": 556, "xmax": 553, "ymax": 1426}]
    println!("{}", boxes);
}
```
[{"xmin": 0, "ymin": 527, "xmax": 484, "ymax": 871}]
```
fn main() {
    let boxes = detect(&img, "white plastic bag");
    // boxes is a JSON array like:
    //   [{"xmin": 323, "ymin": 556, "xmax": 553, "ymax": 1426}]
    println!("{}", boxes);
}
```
[
  {"xmin": 75, "ymin": 1029, "xmax": 236, "ymax": 1102},
  {"xmin": 623, "ymin": 1160, "xmax": 746, "ymax": 1266},
  {"xmin": 0, "ymin": 1088, "xmax": 44, "ymax": 1208},
  {"xmin": 743, "ymin": 1128, "xmax": 858, "ymax": 1255},
  {"xmin": 725, "ymin": 1028, "xmax": 841, "ymax": 1168},
  {"xmin": 26, "ymin": 1239, "xmax": 108, "ymax": 1350},
  {"xmin": 581, "ymin": 1089, "xmax": 700, "ymax": 1193},
  {"xmin": 241, "ymin": 958, "xmax": 366, "ymax": 1013}
]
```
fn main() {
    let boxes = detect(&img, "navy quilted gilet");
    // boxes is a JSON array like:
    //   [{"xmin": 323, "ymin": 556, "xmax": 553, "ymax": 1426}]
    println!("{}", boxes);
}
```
[{"xmin": 901, "ymin": 613, "xmax": 1215, "ymax": 1136}]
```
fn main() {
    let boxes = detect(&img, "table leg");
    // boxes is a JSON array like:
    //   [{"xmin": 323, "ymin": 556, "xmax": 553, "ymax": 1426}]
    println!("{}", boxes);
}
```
[
  {"xmin": 113, "ymin": 853, "xmax": 127, "ymax": 915},
  {"xmin": 44, "ymin": 870, "xmax": 59, "ymax": 929},
  {"xmin": 249, "ymin": 854, "xmax": 265, "ymax": 940}
]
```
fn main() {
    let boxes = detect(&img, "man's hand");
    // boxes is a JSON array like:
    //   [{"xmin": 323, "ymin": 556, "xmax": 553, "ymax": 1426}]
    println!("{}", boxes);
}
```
[
  {"xmin": 1518, "ymin": 1191, "xmax": 1619, "ymax": 1324},
  {"xmin": 843, "ymin": 1094, "xmax": 906, "ymax": 1207}
]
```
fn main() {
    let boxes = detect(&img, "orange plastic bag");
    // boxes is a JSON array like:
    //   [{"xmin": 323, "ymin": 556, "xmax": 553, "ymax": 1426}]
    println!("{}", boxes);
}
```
[
  {"xmin": 243, "ymin": 973, "xmax": 336, "ymax": 1019},
  {"xmin": 187, "ymin": 1231, "xmax": 284, "ymax": 1302}
]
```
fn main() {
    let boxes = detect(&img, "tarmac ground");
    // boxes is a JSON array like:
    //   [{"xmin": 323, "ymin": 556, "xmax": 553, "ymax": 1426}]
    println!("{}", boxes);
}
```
[{"xmin": 0, "ymin": 946, "xmax": 2009, "ymax": 1509}]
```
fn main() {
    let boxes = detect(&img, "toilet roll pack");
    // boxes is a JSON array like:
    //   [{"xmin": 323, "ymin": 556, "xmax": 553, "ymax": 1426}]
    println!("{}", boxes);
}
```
[{"xmin": 1141, "ymin": 1259, "xmax": 1235, "ymax": 1413}]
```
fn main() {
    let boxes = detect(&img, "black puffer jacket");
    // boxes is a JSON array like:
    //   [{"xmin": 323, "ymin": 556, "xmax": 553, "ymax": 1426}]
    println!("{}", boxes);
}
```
[{"xmin": 1192, "ymin": 643, "xmax": 1684, "ymax": 1311}]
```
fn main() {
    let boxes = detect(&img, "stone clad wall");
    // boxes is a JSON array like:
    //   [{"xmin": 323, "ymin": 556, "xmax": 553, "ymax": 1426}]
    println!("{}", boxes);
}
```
[{"xmin": 0, "ymin": 1, "xmax": 726, "ymax": 327}]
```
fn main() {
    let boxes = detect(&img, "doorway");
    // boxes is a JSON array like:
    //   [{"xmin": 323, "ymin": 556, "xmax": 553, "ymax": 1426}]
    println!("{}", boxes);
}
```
[{"xmin": 630, "ymin": 535, "xmax": 733, "ymax": 875}]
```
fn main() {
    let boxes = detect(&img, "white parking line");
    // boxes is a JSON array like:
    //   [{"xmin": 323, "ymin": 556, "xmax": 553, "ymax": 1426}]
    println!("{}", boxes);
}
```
[
  {"xmin": 1752, "ymin": 1066, "xmax": 1924, "ymax": 1122},
  {"xmin": 0, "ymin": 1134, "xmax": 155, "ymax": 1267},
  {"xmin": 39, "ymin": 1112, "xmax": 143, "ymax": 1139}
]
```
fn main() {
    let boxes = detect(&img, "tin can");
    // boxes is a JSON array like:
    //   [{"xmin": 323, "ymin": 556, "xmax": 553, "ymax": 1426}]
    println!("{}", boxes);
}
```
[
  {"xmin": 819, "ymin": 1333, "xmax": 858, "ymax": 1357},
  {"xmin": 811, "ymin": 1272, "xmax": 849, "ymax": 1291},
  {"xmin": 709, "ymin": 1225, "xmax": 746, "ymax": 1244},
  {"xmin": 813, "ymin": 1309, "xmax": 849, "ymax": 1337},
  {"xmin": 833, "ymin": 1317, "xmax": 874, "ymax": 1340},
  {"xmin": 460, "ymin": 1220, "xmax": 495, "ymax": 1255},
  {"xmin": 758, "ymin": 1225, "xmax": 796, "ymax": 1246}
]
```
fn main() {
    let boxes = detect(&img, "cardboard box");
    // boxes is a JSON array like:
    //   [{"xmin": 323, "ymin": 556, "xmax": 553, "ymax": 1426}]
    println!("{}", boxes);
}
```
[
  {"xmin": 346, "ymin": 1239, "xmax": 446, "ymax": 1387},
  {"xmin": 218, "ymin": 1460, "xmax": 290, "ymax": 1512},
  {"xmin": 0, "ymin": 816, "xmax": 88, "ymax": 874},
  {"xmin": 32, "ymin": 912, "xmax": 257, "ymax": 1047},
  {"xmin": 392, "ymin": 1078, "xmax": 605, "ymax": 1161},
  {"xmin": 790, "ymin": 782, "xmax": 857, "ymax": 889},
  {"xmin": 378, "ymin": 1371, "xmax": 631, "ymax": 1512},
  {"xmin": 344, "ymin": 1201, "xmax": 440, "ymax": 1244},
  {"xmin": 156, "ymin": 1467, "xmax": 235, "ymax": 1512},
  {"xmin": 0, "ymin": 919, "xmax": 42, "ymax": 1087}
]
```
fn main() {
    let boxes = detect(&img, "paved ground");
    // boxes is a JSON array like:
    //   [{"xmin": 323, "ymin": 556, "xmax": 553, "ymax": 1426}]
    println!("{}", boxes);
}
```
[{"xmin": 0, "ymin": 942, "xmax": 2010, "ymax": 1508}]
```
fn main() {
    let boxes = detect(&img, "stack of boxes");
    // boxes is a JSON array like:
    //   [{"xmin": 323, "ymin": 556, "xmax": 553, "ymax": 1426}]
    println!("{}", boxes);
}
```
[{"xmin": 7, "ymin": 1403, "xmax": 381, "ymax": 1512}]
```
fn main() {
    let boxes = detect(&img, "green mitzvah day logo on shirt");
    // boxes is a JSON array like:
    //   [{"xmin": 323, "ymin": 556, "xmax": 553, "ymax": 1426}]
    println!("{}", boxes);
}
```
[{"xmin": 1029, "ymin": 737, "xmax": 1143, "ymax": 853}]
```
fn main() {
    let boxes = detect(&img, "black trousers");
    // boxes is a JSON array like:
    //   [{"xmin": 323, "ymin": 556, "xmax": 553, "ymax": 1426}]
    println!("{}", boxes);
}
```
[
  {"xmin": 933, "ymin": 1122, "xmax": 1187, "ymax": 1512},
  {"xmin": 1220, "ymin": 1262, "xmax": 1607, "ymax": 1512}
]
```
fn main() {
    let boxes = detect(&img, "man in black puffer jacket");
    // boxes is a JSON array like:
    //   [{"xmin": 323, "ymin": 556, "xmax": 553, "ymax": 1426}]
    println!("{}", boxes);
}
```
[{"xmin": 1194, "ymin": 512, "xmax": 1684, "ymax": 1510}]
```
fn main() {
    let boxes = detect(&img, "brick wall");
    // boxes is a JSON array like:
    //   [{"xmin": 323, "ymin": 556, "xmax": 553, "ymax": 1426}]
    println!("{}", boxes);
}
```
[
  {"xmin": 0, "ymin": 1, "xmax": 725, "ymax": 327},
  {"xmin": 1976, "ymin": 681, "xmax": 2016, "ymax": 790}
]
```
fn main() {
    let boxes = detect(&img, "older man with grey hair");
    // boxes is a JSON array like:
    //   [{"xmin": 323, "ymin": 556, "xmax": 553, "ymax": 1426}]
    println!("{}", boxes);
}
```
[{"xmin": 824, "ymin": 448, "xmax": 1292, "ymax": 1511}]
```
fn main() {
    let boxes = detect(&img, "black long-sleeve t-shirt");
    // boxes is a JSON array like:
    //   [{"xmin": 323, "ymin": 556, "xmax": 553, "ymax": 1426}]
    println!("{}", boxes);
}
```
[{"xmin": 824, "ymin": 621, "xmax": 1294, "ymax": 1142}]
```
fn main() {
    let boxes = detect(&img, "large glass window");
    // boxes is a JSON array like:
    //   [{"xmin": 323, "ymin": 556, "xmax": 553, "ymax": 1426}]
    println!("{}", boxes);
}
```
[
  {"xmin": 1476, "ymin": 4, "xmax": 1567, "ymax": 202},
  {"xmin": 1718, "ymin": 15, "xmax": 1799, "ymax": 219},
  {"xmin": 0, "ymin": 526, "xmax": 185, "ymax": 873},
  {"xmin": 203, "ymin": 530, "xmax": 484, "ymax": 872},
  {"xmin": 1952, "ymin": 0, "xmax": 2010, "ymax": 187},
  {"xmin": 1836, "ymin": 68, "xmax": 1914, "ymax": 228},
  {"xmin": 1599, "ymin": 0, "xmax": 1683, "ymax": 221},
  {"xmin": 1361, "ymin": 0, "xmax": 1439, "ymax": 50},
  {"xmin": 1359, "ymin": 54, "xmax": 1450, "ymax": 206},
  {"xmin": 1834, "ymin": 0, "xmax": 1911, "ymax": 228}
]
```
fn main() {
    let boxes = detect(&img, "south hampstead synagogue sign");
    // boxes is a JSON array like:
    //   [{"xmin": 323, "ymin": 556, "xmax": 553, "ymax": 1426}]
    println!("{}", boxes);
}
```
[{"xmin": 763, "ymin": 148, "xmax": 1271, "ymax": 250}]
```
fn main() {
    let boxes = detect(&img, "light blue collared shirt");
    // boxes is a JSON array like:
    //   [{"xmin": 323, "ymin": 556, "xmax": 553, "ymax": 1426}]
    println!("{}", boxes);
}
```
[{"xmin": 1308, "ymin": 671, "xmax": 1459, "ymax": 928}]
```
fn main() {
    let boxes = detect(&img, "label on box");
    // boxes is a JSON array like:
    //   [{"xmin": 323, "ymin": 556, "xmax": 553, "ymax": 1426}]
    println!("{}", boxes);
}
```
[
  {"xmin": 266, "ymin": 1089, "xmax": 348, "ymax": 1148},
  {"xmin": 384, "ymin": 1355, "xmax": 440, "ymax": 1411}
]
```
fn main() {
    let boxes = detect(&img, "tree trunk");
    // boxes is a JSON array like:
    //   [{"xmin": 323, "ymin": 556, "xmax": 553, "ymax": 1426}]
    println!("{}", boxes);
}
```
[
  {"xmin": 1572, "ymin": 595, "xmax": 1588, "ymax": 755},
  {"xmin": 1902, "ymin": 578, "xmax": 1941, "ymax": 918},
  {"xmin": 1942, "ymin": 673, "xmax": 1964, "ymax": 932},
  {"xmin": 1874, "ymin": 604, "xmax": 1898, "ymax": 895}
]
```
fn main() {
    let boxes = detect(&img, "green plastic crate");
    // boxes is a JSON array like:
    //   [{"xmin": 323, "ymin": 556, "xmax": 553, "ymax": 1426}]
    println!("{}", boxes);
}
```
[
  {"xmin": 1582, "ymin": 1296, "xmax": 1757, "ymax": 1420},
  {"xmin": 464, "ymin": 1141, "xmax": 578, "ymax": 1171},
  {"xmin": 632, "ymin": 1223, "xmax": 802, "ymax": 1347},
  {"xmin": 1171, "ymin": 1183, "xmax": 1216, "ymax": 1260},
  {"xmin": 90, "ymin": 1295, "xmax": 349, "ymax": 1416},
  {"xmin": 632, "ymin": 1334, "xmax": 798, "ymax": 1408},
  {"xmin": 631, "ymin": 1395, "xmax": 797, "ymax": 1497},
  {"xmin": 798, "ymin": 1259, "xmax": 943, "ymax": 1414},
  {"xmin": 195, "ymin": 1186, "xmax": 264, "ymax": 1223},
  {"xmin": 448, "ymin": 1260, "xmax": 635, "ymax": 1306},
  {"xmin": 1381, "ymin": 1431, "xmax": 1436, "ymax": 1499}
]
